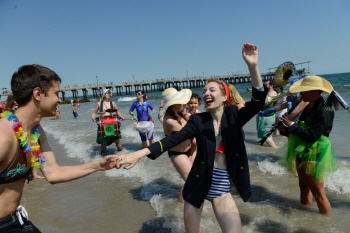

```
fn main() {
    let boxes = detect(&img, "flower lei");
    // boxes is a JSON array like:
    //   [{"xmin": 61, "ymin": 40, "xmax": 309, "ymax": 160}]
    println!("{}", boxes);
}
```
[{"xmin": 1, "ymin": 110, "xmax": 46, "ymax": 169}]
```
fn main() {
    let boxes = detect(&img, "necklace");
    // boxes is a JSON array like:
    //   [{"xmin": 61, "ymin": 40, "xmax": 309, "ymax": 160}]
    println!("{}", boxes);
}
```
[
  {"xmin": 215, "ymin": 131, "xmax": 221, "ymax": 139},
  {"xmin": 2, "ymin": 110, "xmax": 46, "ymax": 169},
  {"xmin": 214, "ymin": 121, "xmax": 221, "ymax": 139}
]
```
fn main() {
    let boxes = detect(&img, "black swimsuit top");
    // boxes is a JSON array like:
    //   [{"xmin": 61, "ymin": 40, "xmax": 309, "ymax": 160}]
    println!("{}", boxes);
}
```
[{"xmin": 0, "ymin": 139, "xmax": 32, "ymax": 184}]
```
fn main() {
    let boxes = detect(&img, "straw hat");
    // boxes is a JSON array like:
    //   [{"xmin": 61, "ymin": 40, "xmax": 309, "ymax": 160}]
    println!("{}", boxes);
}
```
[
  {"xmin": 160, "ymin": 88, "xmax": 192, "ymax": 114},
  {"xmin": 289, "ymin": 75, "xmax": 333, "ymax": 94}
]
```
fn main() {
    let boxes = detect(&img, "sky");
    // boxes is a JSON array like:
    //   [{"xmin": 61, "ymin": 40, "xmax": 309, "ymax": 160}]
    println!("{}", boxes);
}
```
[{"xmin": 1, "ymin": 0, "xmax": 350, "ymax": 90}]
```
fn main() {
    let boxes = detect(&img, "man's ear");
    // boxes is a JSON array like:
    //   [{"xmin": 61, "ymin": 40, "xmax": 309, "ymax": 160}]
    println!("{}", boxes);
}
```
[{"xmin": 33, "ymin": 87, "xmax": 42, "ymax": 101}]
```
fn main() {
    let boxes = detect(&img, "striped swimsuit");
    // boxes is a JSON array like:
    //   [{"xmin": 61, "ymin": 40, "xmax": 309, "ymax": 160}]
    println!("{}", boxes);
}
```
[{"xmin": 205, "ymin": 134, "xmax": 231, "ymax": 200}]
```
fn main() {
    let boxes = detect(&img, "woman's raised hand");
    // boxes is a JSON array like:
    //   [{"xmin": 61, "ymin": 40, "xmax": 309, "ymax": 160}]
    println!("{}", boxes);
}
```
[{"xmin": 242, "ymin": 43, "xmax": 258, "ymax": 67}]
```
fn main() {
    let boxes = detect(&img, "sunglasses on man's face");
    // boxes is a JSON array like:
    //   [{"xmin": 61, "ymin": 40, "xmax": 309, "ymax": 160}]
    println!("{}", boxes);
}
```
[{"xmin": 136, "ymin": 93, "xmax": 143, "ymax": 96}]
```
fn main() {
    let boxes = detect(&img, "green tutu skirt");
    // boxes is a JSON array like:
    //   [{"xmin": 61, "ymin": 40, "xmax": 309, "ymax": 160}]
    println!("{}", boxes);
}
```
[{"xmin": 279, "ymin": 121, "xmax": 337, "ymax": 180}]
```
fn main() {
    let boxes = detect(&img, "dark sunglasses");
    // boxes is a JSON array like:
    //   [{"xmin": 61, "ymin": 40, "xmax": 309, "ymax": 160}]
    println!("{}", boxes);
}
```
[{"xmin": 136, "ymin": 92, "xmax": 143, "ymax": 96}]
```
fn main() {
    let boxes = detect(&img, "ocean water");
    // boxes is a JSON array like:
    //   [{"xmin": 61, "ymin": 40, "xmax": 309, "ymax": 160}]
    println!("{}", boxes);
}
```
[{"xmin": 40, "ymin": 72, "xmax": 350, "ymax": 232}]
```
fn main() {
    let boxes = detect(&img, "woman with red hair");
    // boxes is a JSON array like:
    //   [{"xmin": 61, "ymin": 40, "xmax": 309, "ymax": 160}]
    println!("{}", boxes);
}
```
[{"xmin": 116, "ymin": 43, "xmax": 267, "ymax": 232}]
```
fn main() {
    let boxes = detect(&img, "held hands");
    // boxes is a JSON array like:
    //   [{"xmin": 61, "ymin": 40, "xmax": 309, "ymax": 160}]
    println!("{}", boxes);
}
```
[
  {"xmin": 242, "ymin": 43, "xmax": 258, "ymax": 67},
  {"xmin": 99, "ymin": 155, "xmax": 119, "ymax": 171},
  {"xmin": 115, "ymin": 152, "xmax": 143, "ymax": 170}
]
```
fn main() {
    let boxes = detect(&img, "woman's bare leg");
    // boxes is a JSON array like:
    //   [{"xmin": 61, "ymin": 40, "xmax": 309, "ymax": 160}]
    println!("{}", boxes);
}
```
[
  {"xmin": 170, "ymin": 154, "xmax": 193, "ymax": 181},
  {"xmin": 265, "ymin": 136, "xmax": 276, "ymax": 148},
  {"xmin": 296, "ymin": 163, "xmax": 313, "ymax": 206},
  {"xmin": 184, "ymin": 201, "xmax": 204, "ymax": 233},
  {"xmin": 211, "ymin": 193, "xmax": 242, "ymax": 233},
  {"xmin": 170, "ymin": 154, "xmax": 193, "ymax": 202}
]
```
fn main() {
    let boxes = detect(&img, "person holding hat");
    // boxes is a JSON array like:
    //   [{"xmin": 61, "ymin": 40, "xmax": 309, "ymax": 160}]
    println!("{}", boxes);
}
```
[
  {"xmin": 277, "ymin": 75, "xmax": 337, "ymax": 215},
  {"xmin": 116, "ymin": 43, "xmax": 268, "ymax": 232},
  {"xmin": 92, "ymin": 89, "xmax": 124, "ymax": 154}
]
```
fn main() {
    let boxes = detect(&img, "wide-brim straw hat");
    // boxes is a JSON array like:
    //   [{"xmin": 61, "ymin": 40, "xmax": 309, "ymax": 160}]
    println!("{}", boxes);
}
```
[
  {"xmin": 160, "ymin": 88, "xmax": 192, "ymax": 115},
  {"xmin": 289, "ymin": 75, "xmax": 333, "ymax": 94}
]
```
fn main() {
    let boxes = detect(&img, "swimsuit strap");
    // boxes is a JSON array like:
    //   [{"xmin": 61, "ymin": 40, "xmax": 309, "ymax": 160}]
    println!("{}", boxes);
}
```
[{"xmin": 100, "ymin": 100, "xmax": 104, "ymax": 112}]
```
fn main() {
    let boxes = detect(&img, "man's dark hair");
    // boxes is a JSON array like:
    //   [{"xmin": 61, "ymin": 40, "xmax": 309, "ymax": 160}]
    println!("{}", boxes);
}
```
[
  {"xmin": 11, "ymin": 64, "xmax": 62, "ymax": 106},
  {"xmin": 268, "ymin": 79, "xmax": 275, "ymax": 87}
]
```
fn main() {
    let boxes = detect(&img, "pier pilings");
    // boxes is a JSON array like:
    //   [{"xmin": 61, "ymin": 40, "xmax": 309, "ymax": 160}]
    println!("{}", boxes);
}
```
[{"xmin": 57, "ymin": 68, "xmax": 309, "ymax": 100}]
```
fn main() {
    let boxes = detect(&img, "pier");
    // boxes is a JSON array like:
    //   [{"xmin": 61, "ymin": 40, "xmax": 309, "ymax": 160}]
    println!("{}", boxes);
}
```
[{"xmin": 1, "ymin": 66, "xmax": 310, "ymax": 101}]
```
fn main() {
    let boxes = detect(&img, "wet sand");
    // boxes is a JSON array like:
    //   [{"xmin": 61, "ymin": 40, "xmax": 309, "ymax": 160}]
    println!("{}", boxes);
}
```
[{"xmin": 21, "ymin": 134, "xmax": 157, "ymax": 233}]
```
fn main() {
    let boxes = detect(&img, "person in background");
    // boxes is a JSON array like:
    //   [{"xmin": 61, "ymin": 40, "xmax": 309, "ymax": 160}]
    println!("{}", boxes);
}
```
[
  {"xmin": 54, "ymin": 104, "xmax": 60, "ymax": 120},
  {"xmin": 228, "ymin": 84, "xmax": 245, "ymax": 109},
  {"xmin": 72, "ymin": 104, "xmax": 78, "ymax": 118},
  {"xmin": 157, "ymin": 100, "xmax": 166, "ymax": 124},
  {"xmin": 185, "ymin": 93, "xmax": 202, "ymax": 160},
  {"xmin": 129, "ymin": 90, "xmax": 155, "ymax": 148},
  {"xmin": 0, "ymin": 64, "xmax": 118, "ymax": 232},
  {"xmin": 92, "ymin": 89, "xmax": 124, "ymax": 154},
  {"xmin": 4, "ymin": 93, "xmax": 19, "ymax": 111},
  {"xmin": 277, "ymin": 75, "xmax": 337, "ymax": 215},
  {"xmin": 116, "ymin": 43, "xmax": 267, "ymax": 232},
  {"xmin": 272, "ymin": 85, "xmax": 287, "ymax": 136},
  {"xmin": 256, "ymin": 79, "xmax": 277, "ymax": 148},
  {"xmin": 186, "ymin": 93, "xmax": 202, "ymax": 116}
]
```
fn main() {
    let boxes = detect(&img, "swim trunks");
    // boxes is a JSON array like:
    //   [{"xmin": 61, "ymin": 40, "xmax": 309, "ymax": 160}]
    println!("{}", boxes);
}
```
[{"xmin": 0, "ymin": 206, "xmax": 41, "ymax": 233}]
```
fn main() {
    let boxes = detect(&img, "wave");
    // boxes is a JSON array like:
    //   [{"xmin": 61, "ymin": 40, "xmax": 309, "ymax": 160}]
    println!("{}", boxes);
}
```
[
  {"xmin": 117, "ymin": 97, "xmax": 136, "ymax": 102},
  {"xmin": 325, "ymin": 161, "xmax": 350, "ymax": 195}
]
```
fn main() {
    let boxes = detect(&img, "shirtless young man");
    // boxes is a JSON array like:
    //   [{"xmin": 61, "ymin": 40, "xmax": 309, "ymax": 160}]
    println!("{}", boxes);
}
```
[{"xmin": 0, "ymin": 65, "xmax": 118, "ymax": 232}]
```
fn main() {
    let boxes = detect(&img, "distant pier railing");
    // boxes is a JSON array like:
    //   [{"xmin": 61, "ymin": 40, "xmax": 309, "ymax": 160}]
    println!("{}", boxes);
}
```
[{"xmin": 1, "ymin": 68, "xmax": 310, "ymax": 101}]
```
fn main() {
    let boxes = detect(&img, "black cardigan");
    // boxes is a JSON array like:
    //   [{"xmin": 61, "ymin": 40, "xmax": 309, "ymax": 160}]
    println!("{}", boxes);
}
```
[
  {"xmin": 147, "ymin": 87, "xmax": 268, "ymax": 208},
  {"xmin": 287, "ymin": 97, "xmax": 334, "ymax": 143}
]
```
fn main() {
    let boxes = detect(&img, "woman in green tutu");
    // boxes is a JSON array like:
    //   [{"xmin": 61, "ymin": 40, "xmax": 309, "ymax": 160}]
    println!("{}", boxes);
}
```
[{"xmin": 278, "ymin": 75, "xmax": 337, "ymax": 215}]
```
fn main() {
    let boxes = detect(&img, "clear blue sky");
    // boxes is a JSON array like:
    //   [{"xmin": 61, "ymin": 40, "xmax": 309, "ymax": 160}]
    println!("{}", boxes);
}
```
[{"xmin": 1, "ymin": 0, "xmax": 349, "ymax": 90}]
